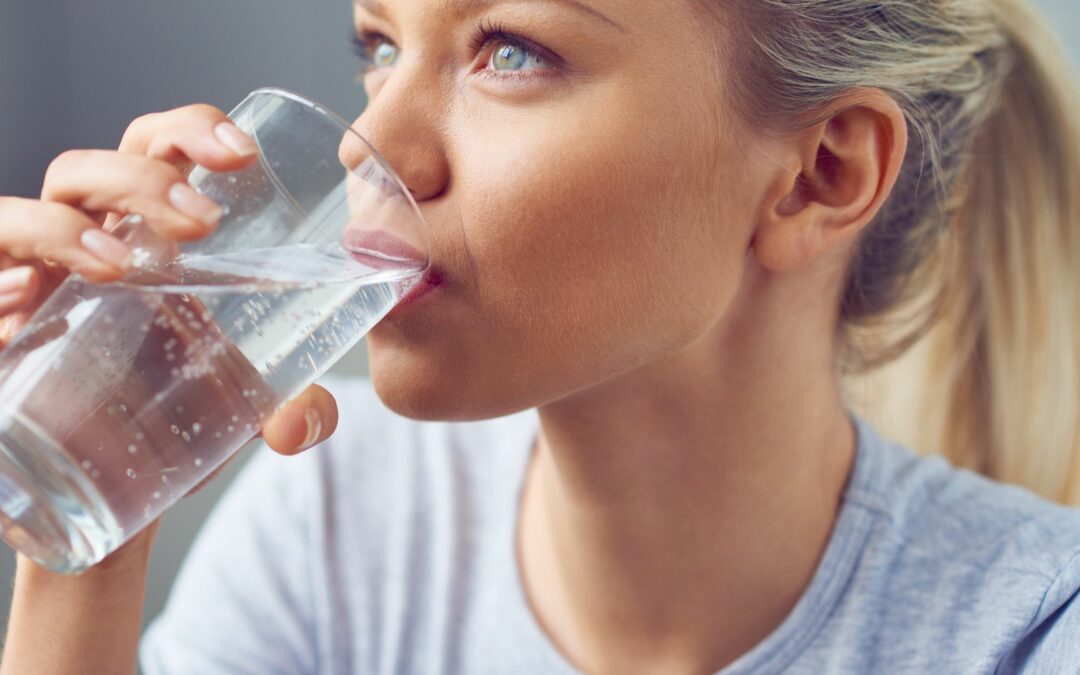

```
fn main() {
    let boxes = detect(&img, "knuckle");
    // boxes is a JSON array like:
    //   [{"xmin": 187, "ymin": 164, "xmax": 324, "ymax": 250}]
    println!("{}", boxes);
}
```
[
  {"xmin": 179, "ymin": 102, "xmax": 226, "ymax": 124},
  {"xmin": 39, "ymin": 202, "xmax": 93, "ymax": 239},
  {"xmin": 121, "ymin": 112, "xmax": 158, "ymax": 143},
  {"xmin": 45, "ymin": 149, "xmax": 84, "ymax": 179},
  {"xmin": 138, "ymin": 156, "xmax": 185, "ymax": 190},
  {"xmin": 109, "ymin": 154, "xmax": 184, "ymax": 198},
  {"xmin": 31, "ymin": 237, "xmax": 67, "ymax": 264},
  {"xmin": 43, "ymin": 150, "xmax": 112, "ymax": 200}
]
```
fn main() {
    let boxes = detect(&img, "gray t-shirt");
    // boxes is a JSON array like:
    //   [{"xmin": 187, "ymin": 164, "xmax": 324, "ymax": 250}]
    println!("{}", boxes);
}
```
[{"xmin": 139, "ymin": 375, "xmax": 1080, "ymax": 674}]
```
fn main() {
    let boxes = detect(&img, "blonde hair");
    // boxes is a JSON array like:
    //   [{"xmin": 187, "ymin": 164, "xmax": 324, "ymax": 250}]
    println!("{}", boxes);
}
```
[{"xmin": 716, "ymin": 0, "xmax": 1080, "ymax": 504}]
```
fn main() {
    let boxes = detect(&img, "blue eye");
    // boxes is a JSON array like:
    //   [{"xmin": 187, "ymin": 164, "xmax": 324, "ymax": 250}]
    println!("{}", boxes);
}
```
[
  {"xmin": 490, "ymin": 41, "xmax": 546, "ymax": 72},
  {"xmin": 373, "ymin": 41, "xmax": 399, "ymax": 68},
  {"xmin": 349, "ymin": 31, "xmax": 399, "ymax": 72},
  {"xmin": 469, "ymin": 19, "xmax": 559, "ymax": 78}
]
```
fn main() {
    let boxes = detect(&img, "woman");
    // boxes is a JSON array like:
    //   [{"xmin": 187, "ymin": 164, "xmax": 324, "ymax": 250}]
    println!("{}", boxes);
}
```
[{"xmin": 2, "ymin": 0, "xmax": 1079, "ymax": 672}]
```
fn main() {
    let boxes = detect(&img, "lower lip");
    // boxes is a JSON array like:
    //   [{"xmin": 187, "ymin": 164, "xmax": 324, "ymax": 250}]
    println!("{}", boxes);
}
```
[{"xmin": 385, "ymin": 273, "xmax": 441, "ymax": 317}]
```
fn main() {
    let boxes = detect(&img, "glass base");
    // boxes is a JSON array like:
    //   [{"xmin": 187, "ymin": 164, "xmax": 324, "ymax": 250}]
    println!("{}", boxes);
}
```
[{"xmin": 0, "ymin": 410, "xmax": 117, "ymax": 574}]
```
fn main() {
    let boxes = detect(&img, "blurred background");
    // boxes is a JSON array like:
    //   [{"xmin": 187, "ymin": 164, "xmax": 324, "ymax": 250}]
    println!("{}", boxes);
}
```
[{"xmin": 0, "ymin": 0, "xmax": 1077, "ymax": 670}]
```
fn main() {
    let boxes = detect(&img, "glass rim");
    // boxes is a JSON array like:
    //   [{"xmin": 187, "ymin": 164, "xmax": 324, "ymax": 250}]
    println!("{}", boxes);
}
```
[{"xmin": 245, "ymin": 86, "xmax": 431, "ymax": 271}]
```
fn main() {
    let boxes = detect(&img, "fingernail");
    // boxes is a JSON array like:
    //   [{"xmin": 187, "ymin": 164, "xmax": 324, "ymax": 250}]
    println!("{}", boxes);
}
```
[
  {"xmin": 300, "ymin": 407, "xmax": 322, "ymax": 450},
  {"xmin": 0, "ymin": 267, "xmax": 33, "ymax": 294},
  {"xmin": 80, "ymin": 229, "xmax": 133, "ymax": 269},
  {"xmin": 169, "ymin": 183, "xmax": 224, "ymax": 226},
  {"xmin": 214, "ymin": 122, "xmax": 258, "ymax": 157}
]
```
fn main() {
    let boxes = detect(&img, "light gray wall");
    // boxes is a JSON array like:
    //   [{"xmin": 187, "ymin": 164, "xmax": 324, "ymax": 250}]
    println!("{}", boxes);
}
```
[
  {"xmin": 0, "ymin": 0, "xmax": 1077, "ymax": 672},
  {"xmin": 0, "ymin": 3, "xmax": 70, "ymax": 198}
]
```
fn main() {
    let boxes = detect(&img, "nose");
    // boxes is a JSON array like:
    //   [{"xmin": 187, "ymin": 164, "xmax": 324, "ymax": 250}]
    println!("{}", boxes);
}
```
[{"xmin": 339, "ymin": 70, "xmax": 450, "ymax": 203}]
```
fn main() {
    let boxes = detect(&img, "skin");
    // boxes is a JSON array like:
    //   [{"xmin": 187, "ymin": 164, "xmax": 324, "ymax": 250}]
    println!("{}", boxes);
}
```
[
  {"xmin": 0, "ymin": 0, "xmax": 907, "ymax": 672},
  {"xmin": 351, "ymin": 0, "xmax": 906, "ymax": 672}
]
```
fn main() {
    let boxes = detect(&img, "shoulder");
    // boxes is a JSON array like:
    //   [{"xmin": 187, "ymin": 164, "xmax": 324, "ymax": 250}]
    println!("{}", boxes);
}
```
[
  {"xmin": 839, "ymin": 414, "xmax": 1080, "ymax": 669},
  {"xmin": 853, "ymin": 415, "xmax": 1080, "ymax": 582}
]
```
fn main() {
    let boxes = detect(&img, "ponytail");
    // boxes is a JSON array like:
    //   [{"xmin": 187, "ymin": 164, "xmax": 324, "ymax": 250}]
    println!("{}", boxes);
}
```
[{"xmin": 848, "ymin": 0, "xmax": 1080, "ymax": 505}]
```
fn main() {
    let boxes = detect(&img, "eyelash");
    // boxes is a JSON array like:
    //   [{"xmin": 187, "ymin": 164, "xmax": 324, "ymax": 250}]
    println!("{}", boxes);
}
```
[{"xmin": 348, "ymin": 18, "xmax": 560, "ymax": 81}]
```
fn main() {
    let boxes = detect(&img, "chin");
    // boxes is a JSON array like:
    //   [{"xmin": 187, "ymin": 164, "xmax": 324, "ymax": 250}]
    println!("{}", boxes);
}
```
[{"xmin": 365, "ymin": 339, "xmax": 518, "ymax": 422}]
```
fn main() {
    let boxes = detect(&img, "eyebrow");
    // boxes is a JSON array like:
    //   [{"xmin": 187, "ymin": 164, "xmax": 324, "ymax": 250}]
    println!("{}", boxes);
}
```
[{"xmin": 355, "ymin": 0, "xmax": 626, "ymax": 34}]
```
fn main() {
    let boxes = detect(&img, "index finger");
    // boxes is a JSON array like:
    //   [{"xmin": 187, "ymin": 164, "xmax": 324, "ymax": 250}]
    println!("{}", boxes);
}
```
[{"xmin": 119, "ymin": 103, "xmax": 260, "ymax": 174}]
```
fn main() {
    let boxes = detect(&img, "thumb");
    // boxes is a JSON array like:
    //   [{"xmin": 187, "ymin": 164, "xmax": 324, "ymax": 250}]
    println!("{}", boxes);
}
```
[
  {"xmin": 182, "ymin": 384, "xmax": 338, "ymax": 499},
  {"xmin": 260, "ymin": 384, "xmax": 339, "ymax": 456}
]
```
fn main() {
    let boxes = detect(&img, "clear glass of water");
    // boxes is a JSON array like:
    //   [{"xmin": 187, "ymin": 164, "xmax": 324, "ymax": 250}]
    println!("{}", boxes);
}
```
[{"xmin": 0, "ymin": 87, "xmax": 430, "ymax": 573}]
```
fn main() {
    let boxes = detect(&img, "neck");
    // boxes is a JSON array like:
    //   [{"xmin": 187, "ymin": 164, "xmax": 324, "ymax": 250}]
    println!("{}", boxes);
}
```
[{"xmin": 519, "ymin": 272, "xmax": 857, "ymax": 674}]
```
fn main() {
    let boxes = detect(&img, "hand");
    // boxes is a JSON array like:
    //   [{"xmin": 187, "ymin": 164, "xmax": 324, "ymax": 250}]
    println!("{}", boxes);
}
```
[{"xmin": 0, "ymin": 102, "xmax": 339, "ymax": 520}]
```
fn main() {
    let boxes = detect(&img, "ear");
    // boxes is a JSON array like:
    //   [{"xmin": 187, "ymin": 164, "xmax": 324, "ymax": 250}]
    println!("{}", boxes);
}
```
[{"xmin": 751, "ymin": 88, "xmax": 908, "ymax": 272}]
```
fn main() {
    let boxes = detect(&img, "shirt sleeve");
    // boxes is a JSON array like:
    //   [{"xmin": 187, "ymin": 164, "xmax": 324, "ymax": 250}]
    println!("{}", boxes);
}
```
[
  {"xmin": 998, "ymin": 549, "xmax": 1080, "ymax": 673},
  {"xmin": 138, "ymin": 443, "xmax": 319, "ymax": 675}
]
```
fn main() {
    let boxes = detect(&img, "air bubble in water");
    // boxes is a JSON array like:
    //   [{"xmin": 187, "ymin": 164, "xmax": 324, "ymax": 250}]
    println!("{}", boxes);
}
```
[
  {"xmin": 119, "ymin": 403, "xmax": 127, "ymax": 413},
  {"xmin": 126, "ymin": 468, "xmax": 137, "ymax": 479},
  {"xmin": 231, "ymin": 415, "xmax": 239, "ymax": 422},
  {"xmin": 128, "ymin": 444, "xmax": 137, "ymax": 454},
  {"xmin": 192, "ymin": 422, "xmax": 202, "ymax": 434},
  {"xmin": 135, "ymin": 431, "xmax": 145, "ymax": 441},
  {"xmin": 181, "ymin": 431, "xmax": 191, "ymax": 441},
  {"xmin": 214, "ymin": 431, "xmax": 222, "ymax": 438},
  {"xmin": 170, "ymin": 424, "xmax": 180, "ymax": 435},
  {"xmin": 194, "ymin": 458, "xmax": 203, "ymax": 467},
  {"xmin": 81, "ymin": 459, "xmax": 92, "ymax": 469},
  {"xmin": 227, "ymin": 425, "xmax": 234, "ymax": 432},
  {"xmin": 152, "ymin": 491, "xmax": 161, "ymax": 499}
]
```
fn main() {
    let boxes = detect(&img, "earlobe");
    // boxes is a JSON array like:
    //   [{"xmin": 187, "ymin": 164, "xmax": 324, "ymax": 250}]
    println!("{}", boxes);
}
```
[{"xmin": 751, "ymin": 89, "xmax": 908, "ymax": 273}]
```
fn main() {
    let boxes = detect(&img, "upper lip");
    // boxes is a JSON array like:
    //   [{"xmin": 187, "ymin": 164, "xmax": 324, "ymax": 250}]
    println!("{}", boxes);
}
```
[
  {"xmin": 342, "ymin": 226, "xmax": 444, "ymax": 290},
  {"xmin": 342, "ymin": 228, "xmax": 428, "ymax": 265}
]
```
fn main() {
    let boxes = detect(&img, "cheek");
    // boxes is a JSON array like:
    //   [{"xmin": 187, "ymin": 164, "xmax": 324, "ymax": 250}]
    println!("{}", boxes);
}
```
[
  {"xmin": 457, "ymin": 96, "xmax": 749, "ymax": 358},
  {"xmin": 368, "ymin": 76, "xmax": 759, "ymax": 420}
]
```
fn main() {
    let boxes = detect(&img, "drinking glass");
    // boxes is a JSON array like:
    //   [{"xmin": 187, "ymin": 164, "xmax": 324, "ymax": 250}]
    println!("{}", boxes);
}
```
[{"xmin": 0, "ymin": 87, "xmax": 429, "ymax": 573}]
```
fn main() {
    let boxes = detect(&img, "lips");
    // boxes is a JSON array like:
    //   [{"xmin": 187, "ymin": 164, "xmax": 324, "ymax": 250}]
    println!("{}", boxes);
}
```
[
  {"xmin": 341, "ymin": 227, "xmax": 441, "ymax": 314},
  {"xmin": 392, "ymin": 267, "xmax": 442, "ymax": 309},
  {"xmin": 341, "ymin": 228, "xmax": 428, "ymax": 270}
]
